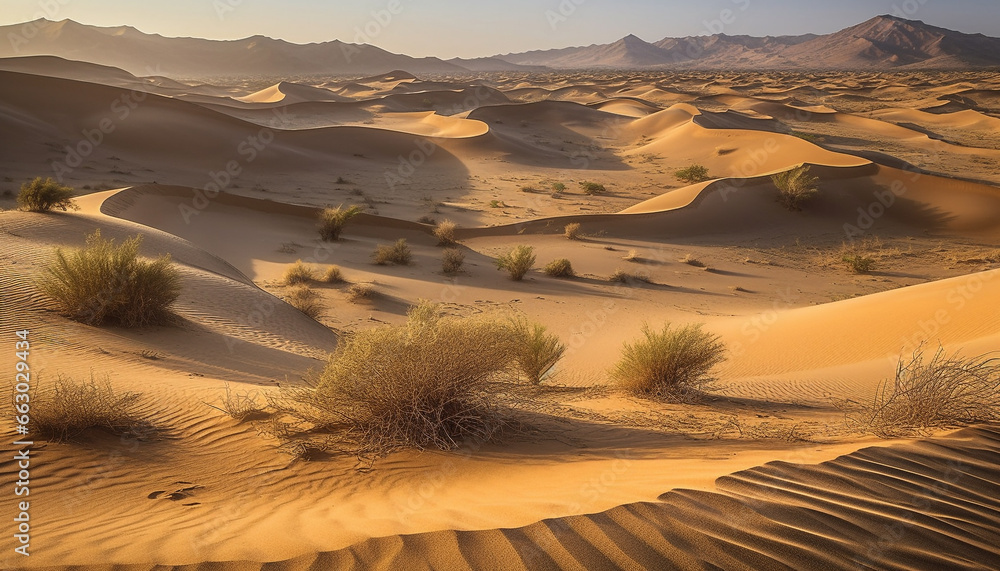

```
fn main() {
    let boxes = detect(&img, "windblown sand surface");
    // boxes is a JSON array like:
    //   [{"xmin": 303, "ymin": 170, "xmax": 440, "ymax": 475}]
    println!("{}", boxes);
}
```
[{"xmin": 1, "ymin": 59, "xmax": 999, "ymax": 569}]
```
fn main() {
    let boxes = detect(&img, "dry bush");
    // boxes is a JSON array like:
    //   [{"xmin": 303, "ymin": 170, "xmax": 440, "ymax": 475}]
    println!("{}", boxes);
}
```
[
  {"xmin": 442, "ymin": 248, "xmax": 465, "ymax": 274},
  {"xmin": 579, "ymin": 181, "xmax": 606, "ymax": 195},
  {"xmin": 508, "ymin": 317, "xmax": 565, "ymax": 384},
  {"xmin": 347, "ymin": 283, "xmax": 376, "ymax": 302},
  {"xmin": 675, "ymin": 165, "xmax": 711, "ymax": 184},
  {"xmin": 772, "ymin": 165, "xmax": 819, "ymax": 211},
  {"xmin": 543, "ymin": 258, "xmax": 575, "ymax": 278},
  {"xmin": 496, "ymin": 245, "xmax": 535, "ymax": 281},
  {"xmin": 27, "ymin": 374, "xmax": 148, "ymax": 442},
  {"xmin": 681, "ymin": 254, "xmax": 706, "ymax": 268},
  {"xmin": 207, "ymin": 384, "xmax": 266, "ymax": 421},
  {"xmin": 433, "ymin": 219, "xmax": 458, "ymax": 246},
  {"xmin": 322, "ymin": 265, "xmax": 344, "ymax": 283},
  {"xmin": 564, "ymin": 222, "xmax": 581, "ymax": 240},
  {"xmin": 845, "ymin": 347, "xmax": 1000, "ymax": 437},
  {"xmin": 18, "ymin": 177, "xmax": 78, "ymax": 212},
  {"xmin": 283, "ymin": 260, "xmax": 317, "ymax": 285},
  {"xmin": 838, "ymin": 237, "xmax": 887, "ymax": 274},
  {"xmin": 269, "ymin": 305, "xmax": 521, "ymax": 453},
  {"xmin": 285, "ymin": 285, "xmax": 322, "ymax": 318},
  {"xmin": 318, "ymin": 205, "xmax": 362, "ymax": 241},
  {"xmin": 612, "ymin": 323, "xmax": 726, "ymax": 400},
  {"xmin": 38, "ymin": 229, "xmax": 180, "ymax": 327},
  {"xmin": 623, "ymin": 249, "xmax": 641, "ymax": 262},
  {"xmin": 373, "ymin": 238, "xmax": 412, "ymax": 265},
  {"xmin": 609, "ymin": 268, "xmax": 651, "ymax": 284}
]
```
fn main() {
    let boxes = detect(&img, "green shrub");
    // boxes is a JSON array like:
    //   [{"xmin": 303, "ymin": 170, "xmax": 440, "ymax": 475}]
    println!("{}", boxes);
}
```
[
  {"xmin": 508, "ymin": 317, "xmax": 565, "ymax": 384},
  {"xmin": 496, "ymin": 245, "xmax": 535, "ymax": 281},
  {"xmin": 772, "ymin": 165, "xmax": 819, "ymax": 211},
  {"xmin": 17, "ymin": 177, "xmax": 77, "ymax": 212},
  {"xmin": 442, "ymin": 248, "xmax": 465, "ymax": 274},
  {"xmin": 318, "ymin": 205, "xmax": 362, "ymax": 241},
  {"xmin": 843, "ymin": 255, "xmax": 875, "ymax": 274},
  {"xmin": 675, "ymin": 165, "xmax": 711, "ymax": 184},
  {"xmin": 283, "ymin": 260, "xmax": 316, "ymax": 285},
  {"xmin": 38, "ymin": 230, "xmax": 180, "ymax": 327},
  {"xmin": 611, "ymin": 323, "xmax": 726, "ymax": 400},
  {"xmin": 551, "ymin": 182, "xmax": 566, "ymax": 192},
  {"xmin": 373, "ymin": 239, "xmax": 412, "ymax": 265},
  {"xmin": 543, "ymin": 258, "xmax": 574, "ymax": 278},
  {"xmin": 579, "ymin": 181, "xmax": 606, "ymax": 195}
]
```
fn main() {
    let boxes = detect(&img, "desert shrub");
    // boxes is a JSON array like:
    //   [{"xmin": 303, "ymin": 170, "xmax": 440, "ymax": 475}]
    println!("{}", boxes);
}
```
[
  {"xmin": 508, "ymin": 317, "xmax": 565, "ymax": 384},
  {"xmin": 489, "ymin": 200, "xmax": 506, "ymax": 208},
  {"xmin": 564, "ymin": 222, "xmax": 581, "ymax": 240},
  {"xmin": 38, "ymin": 230, "xmax": 180, "ymax": 327},
  {"xmin": 496, "ymin": 245, "xmax": 535, "ymax": 281},
  {"xmin": 551, "ymin": 182, "xmax": 566, "ymax": 192},
  {"xmin": 318, "ymin": 205, "xmax": 362, "ymax": 241},
  {"xmin": 270, "ymin": 306, "xmax": 520, "ymax": 452},
  {"xmin": 520, "ymin": 185, "xmax": 536, "ymax": 193},
  {"xmin": 372, "ymin": 238, "xmax": 412, "ymax": 265},
  {"xmin": 283, "ymin": 260, "xmax": 316, "ymax": 285},
  {"xmin": 208, "ymin": 384, "xmax": 266, "ymax": 421},
  {"xmin": 417, "ymin": 215, "xmax": 437, "ymax": 225},
  {"xmin": 28, "ymin": 374, "xmax": 147, "ymax": 442},
  {"xmin": 846, "ymin": 347, "xmax": 1000, "ymax": 437},
  {"xmin": 843, "ymin": 254, "xmax": 875, "ymax": 274},
  {"xmin": 623, "ymin": 249, "xmax": 641, "ymax": 262},
  {"xmin": 772, "ymin": 165, "xmax": 819, "ymax": 211},
  {"xmin": 838, "ymin": 237, "xmax": 886, "ymax": 274},
  {"xmin": 442, "ymin": 248, "xmax": 465, "ymax": 274},
  {"xmin": 543, "ymin": 258, "xmax": 574, "ymax": 278},
  {"xmin": 322, "ymin": 265, "xmax": 344, "ymax": 283},
  {"xmin": 285, "ymin": 286, "xmax": 322, "ymax": 318},
  {"xmin": 579, "ymin": 181, "xmax": 606, "ymax": 195},
  {"xmin": 347, "ymin": 283, "xmax": 376, "ymax": 302},
  {"xmin": 681, "ymin": 254, "xmax": 705, "ymax": 268},
  {"xmin": 17, "ymin": 177, "xmax": 77, "ymax": 212},
  {"xmin": 434, "ymin": 219, "xmax": 457, "ymax": 246},
  {"xmin": 611, "ymin": 323, "xmax": 726, "ymax": 400},
  {"xmin": 675, "ymin": 165, "xmax": 711, "ymax": 184},
  {"xmin": 609, "ymin": 268, "xmax": 651, "ymax": 284}
]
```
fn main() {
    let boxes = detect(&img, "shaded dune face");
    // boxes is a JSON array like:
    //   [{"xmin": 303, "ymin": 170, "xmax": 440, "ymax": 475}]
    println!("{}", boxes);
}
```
[{"xmin": 2, "ymin": 50, "xmax": 1000, "ymax": 571}]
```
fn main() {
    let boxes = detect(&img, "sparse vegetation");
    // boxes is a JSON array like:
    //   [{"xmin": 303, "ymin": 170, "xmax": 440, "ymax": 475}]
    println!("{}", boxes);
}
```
[
  {"xmin": 285, "ymin": 286, "xmax": 322, "ymax": 318},
  {"xmin": 564, "ymin": 222, "xmax": 581, "ymax": 240},
  {"xmin": 442, "ymin": 248, "xmax": 465, "ymax": 274},
  {"xmin": 283, "ymin": 260, "xmax": 317, "ymax": 285},
  {"xmin": 609, "ymin": 268, "xmax": 651, "ymax": 284},
  {"xmin": 433, "ymin": 219, "xmax": 457, "ymax": 246},
  {"xmin": 372, "ymin": 239, "xmax": 412, "ymax": 265},
  {"xmin": 579, "ymin": 181, "xmax": 606, "ymax": 195},
  {"xmin": 843, "ymin": 254, "xmax": 876, "ymax": 274},
  {"xmin": 496, "ymin": 245, "xmax": 536, "ymax": 281},
  {"xmin": 611, "ymin": 323, "xmax": 726, "ymax": 401},
  {"xmin": 268, "ymin": 304, "xmax": 521, "ymax": 453},
  {"xmin": 38, "ymin": 230, "xmax": 180, "ymax": 327},
  {"xmin": 417, "ymin": 215, "xmax": 437, "ymax": 225},
  {"xmin": 551, "ymin": 182, "xmax": 566, "ymax": 193},
  {"xmin": 845, "ymin": 347, "xmax": 1000, "ymax": 437},
  {"xmin": 17, "ymin": 177, "xmax": 78, "ymax": 212},
  {"xmin": 520, "ymin": 185, "xmax": 536, "ymax": 193},
  {"xmin": 28, "ymin": 374, "xmax": 147, "ymax": 442},
  {"xmin": 322, "ymin": 265, "xmax": 345, "ymax": 284},
  {"xmin": 507, "ymin": 317, "xmax": 565, "ymax": 384},
  {"xmin": 543, "ymin": 258, "xmax": 575, "ymax": 278},
  {"xmin": 208, "ymin": 384, "xmax": 266, "ymax": 422},
  {"xmin": 347, "ymin": 283, "xmax": 376, "ymax": 302},
  {"xmin": 681, "ymin": 254, "xmax": 705, "ymax": 268},
  {"xmin": 772, "ymin": 165, "xmax": 819, "ymax": 211},
  {"xmin": 318, "ymin": 205, "xmax": 362, "ymax": 241},
  {"xmin": 675, "ymin": 165, "xmax": 711, "ymax": 184},
  {"xmin": 489, "ymin": 200, "xmax": 506, "ymax": 208},
  {"xmin": 838, "ymin": 237, "xmax": 886, "ymax": 274},
  {"xmin": 623, "ymin": 249, "xmax": 641, "ymax": 262}
]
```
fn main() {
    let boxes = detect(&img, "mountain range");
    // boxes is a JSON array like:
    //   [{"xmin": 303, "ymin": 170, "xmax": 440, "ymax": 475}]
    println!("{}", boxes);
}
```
[{"xmin": 1, "ymin": 15, "xmax": 998, "ymax": 77}]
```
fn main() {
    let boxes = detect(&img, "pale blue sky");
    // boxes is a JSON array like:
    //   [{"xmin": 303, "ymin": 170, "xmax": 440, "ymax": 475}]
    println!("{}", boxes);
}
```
[{"xmin": 3, "ymin": 0, "xmax": 999, "ymax": 58}]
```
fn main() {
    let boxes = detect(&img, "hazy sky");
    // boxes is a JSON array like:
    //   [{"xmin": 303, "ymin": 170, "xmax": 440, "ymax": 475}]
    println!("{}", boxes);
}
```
[{"xmin": 3, "ymin": 0, "xmax": 999, "ymax": 58}]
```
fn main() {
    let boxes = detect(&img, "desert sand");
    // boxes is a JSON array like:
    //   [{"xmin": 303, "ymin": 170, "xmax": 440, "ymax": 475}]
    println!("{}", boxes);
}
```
[{"xmin": 1, "ymin": 53, "xmax": 999, "ymax": 570}]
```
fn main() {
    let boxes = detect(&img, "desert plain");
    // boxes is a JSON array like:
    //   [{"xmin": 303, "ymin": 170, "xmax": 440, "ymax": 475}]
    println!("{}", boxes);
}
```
[{"xmin": 1, "ymin": 29, "xmax": 1000, "ymax": 571}]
